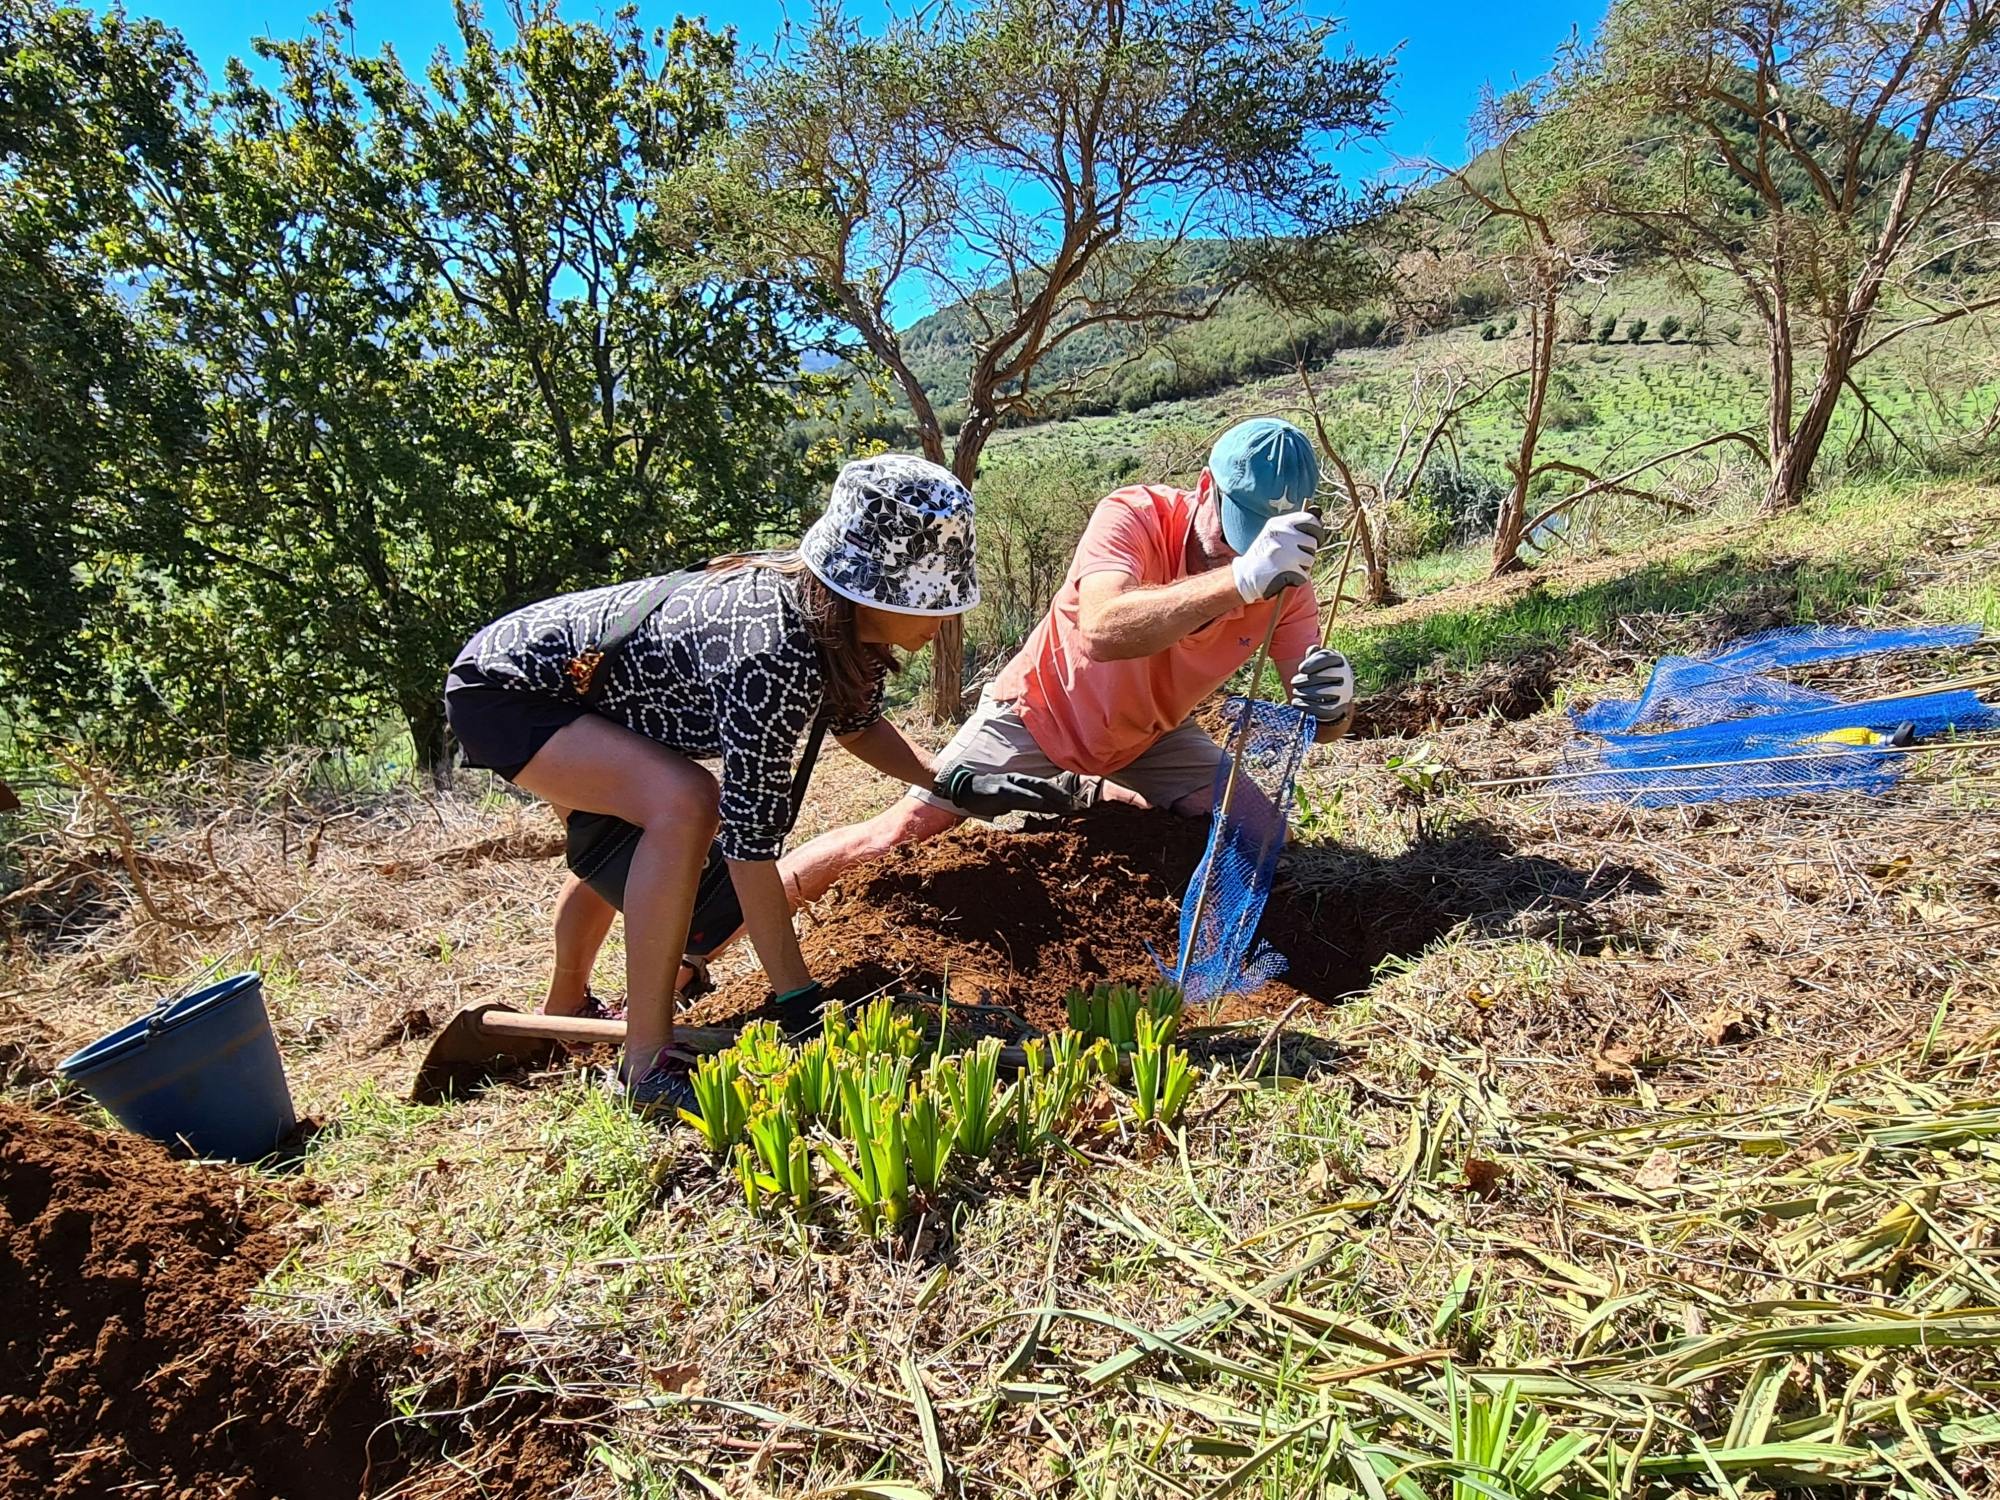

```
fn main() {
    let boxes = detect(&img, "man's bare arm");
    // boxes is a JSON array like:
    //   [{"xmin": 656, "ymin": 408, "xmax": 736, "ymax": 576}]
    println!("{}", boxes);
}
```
[{"xmin": 1075, "ymin": 570, "xmax": 1245, "ymax": 661}]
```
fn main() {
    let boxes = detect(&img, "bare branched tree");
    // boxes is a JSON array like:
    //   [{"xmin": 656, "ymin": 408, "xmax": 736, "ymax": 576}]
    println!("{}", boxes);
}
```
[
  {"xmin": 703, "ymin": 0, "xmax": 1393, "ymax": 717},
  {"xmin": 1424, "ymin": 81, "xmax": 1622, "ymax": 573},
  {"xmin": 1560, "ymin": 0, "xmax": 2000, "ymax": 513},
  {"xmin": 1294, "ymin": 357, "xmax": 1525, "ymax": 601}
]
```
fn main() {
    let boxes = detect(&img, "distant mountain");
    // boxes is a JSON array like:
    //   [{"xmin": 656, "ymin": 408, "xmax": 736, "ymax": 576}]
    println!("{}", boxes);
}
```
[{"xmin": 849, "ymin": 240, "xmax": 1425, "ymax": 435}]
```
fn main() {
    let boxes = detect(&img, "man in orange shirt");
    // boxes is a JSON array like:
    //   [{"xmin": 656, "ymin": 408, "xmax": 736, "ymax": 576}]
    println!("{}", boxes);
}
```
[{"xmin": 780, "ymin": 417, "xmax": 1355, "ymax": 904}]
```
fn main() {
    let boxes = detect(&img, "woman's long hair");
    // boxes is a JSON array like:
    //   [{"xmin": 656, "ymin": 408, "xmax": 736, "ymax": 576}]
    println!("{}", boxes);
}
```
[{"xmin": 707, "ymin": 551, "xmax": 894, "ymax": 724}]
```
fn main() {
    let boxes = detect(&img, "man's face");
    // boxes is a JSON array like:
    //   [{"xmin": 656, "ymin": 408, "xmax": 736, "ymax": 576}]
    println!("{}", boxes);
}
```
[{"xmin": 1188, "ymin": 469, "xmax": 1230, "ymax": 561}]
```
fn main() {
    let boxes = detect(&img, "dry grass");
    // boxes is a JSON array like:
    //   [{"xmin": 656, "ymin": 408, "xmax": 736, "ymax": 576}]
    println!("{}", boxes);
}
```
[{"xmin": 4, "ymin": 477, "xmax": 2000, "ymax": 1496}]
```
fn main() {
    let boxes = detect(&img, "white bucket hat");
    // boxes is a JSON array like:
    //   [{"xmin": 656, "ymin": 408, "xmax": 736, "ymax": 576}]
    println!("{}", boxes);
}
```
[{"xmin": 801, "ymin": 454, "xmax": 979, "ymax": 616}]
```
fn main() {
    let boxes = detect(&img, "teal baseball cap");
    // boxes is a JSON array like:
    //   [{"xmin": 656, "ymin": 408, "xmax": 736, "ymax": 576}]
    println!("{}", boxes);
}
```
[{"xmin": 1208, "ymin": 417, "xmax": 1320, "ymax": 555}]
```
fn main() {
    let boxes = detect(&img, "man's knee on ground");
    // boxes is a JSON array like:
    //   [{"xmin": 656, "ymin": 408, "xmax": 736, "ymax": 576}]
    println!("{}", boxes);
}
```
[
  {"xmin": 877, "ymin": 795, "xmax": 962, "ymax": 852},
  {"xmin": 1167, "ymin": 786, "xmax": 1214, "ymax": 818}
]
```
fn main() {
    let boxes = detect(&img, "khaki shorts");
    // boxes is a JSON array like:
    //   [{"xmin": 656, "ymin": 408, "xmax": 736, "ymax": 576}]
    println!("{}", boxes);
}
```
[{"xmin": 909, "ymin": 689, "xmax": 1223, "ymax": 815}]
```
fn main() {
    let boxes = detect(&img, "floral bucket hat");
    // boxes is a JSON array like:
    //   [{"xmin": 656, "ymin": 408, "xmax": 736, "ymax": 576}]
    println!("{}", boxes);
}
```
[{"xmin": 801, "ymin": 454, "xmax": 979, "ymax": 616}]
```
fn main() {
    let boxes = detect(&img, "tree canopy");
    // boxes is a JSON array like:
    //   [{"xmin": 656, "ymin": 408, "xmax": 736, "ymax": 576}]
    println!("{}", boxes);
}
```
[
  {"xmin": 703, "ymin": 0, "xmax": 1394, "ymax": 714},
  {"xmin": 0, "ymin": 1, "xmax": 837, "ymax": 766}
]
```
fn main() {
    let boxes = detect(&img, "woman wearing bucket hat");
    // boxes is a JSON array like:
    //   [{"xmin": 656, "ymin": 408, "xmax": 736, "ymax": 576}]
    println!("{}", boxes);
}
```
[{"xmin": 443, "ymin": 455, "xmax": 984, "ymax": 1112}]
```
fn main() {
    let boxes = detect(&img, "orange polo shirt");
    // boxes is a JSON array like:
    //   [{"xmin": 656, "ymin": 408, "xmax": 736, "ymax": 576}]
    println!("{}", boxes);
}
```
[{"xmin": 990, "ymin": 485, "xmax": 1318, "ymax": 776}]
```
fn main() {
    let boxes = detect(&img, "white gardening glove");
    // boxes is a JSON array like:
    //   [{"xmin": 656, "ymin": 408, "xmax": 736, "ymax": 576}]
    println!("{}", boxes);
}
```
[
  {"xmin": 1289, "ymin": 646, "xmax": 1354, "ymax": 724},
  {"xmin": 1231, "ymin": 511, "xmax": 1326, "ymax": 602}
]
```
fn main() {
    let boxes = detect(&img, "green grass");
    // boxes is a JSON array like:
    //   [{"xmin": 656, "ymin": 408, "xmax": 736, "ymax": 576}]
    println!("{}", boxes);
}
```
[
  {"xmin": 1332, "ymin": 551, "xmax": 1891, "ymax": 691},
  {"xmin": 1327, "ymin": 476, "xmax": 1997, "ymax": 691},
  {"xmin": 265, "ymin": 1079, "xmax": 687, "ymax": 1341},
  {"xmin": 1924, "ymin": 574, "xmax": 2000, "ymax": 634},
  {"xmin": 989, "ymin": 289, "xmax": 2000, "ymax": 498}
]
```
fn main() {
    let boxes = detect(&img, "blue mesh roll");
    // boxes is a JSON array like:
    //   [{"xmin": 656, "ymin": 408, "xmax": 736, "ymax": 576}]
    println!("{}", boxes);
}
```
[
  {"xmin": 1576, "ymin": 624, "xmax": 1983, "ymax": 735},
  {"xmin": 1175, "ymin": 698, "xmax": 1316, "ymax": 1007},
  {"xmin": 1562, "ymin": 686, "xmax": 1997, "ymax": 807}
]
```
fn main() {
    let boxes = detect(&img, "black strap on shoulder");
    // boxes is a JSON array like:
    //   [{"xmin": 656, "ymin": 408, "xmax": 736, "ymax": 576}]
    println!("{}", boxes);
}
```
[
  {"xmin": 788, "ymin": 709, "xmax": 829, "ymax": 827},
  {"xmin": 565, "ymin": 562, "xmax": 710, "ymax": 703}
]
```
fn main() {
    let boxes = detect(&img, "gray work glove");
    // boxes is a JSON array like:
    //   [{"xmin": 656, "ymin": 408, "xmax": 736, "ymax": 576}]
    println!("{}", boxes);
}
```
[
  {"xmin": 1231, "ymin": 510, "xmax": 1327, "ymax": 601},
  {"xmin": 1289, "ymin": 646, "xmax": 1355, "ymax": 724},
  {"xmin": 934, "ymin": 767, "xmax": 1097, "ymax": 819}
]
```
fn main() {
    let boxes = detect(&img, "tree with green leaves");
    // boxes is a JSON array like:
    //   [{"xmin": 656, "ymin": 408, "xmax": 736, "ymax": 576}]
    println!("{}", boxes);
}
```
[
  {"xmin": 0, "ymin": 3, "xmax": 204, "ymax": 740},
  {"xmin": 1561, "ymin": 0, "xmax": 2000, "ymax": 512},
  {"xmin": 9, "ymin": 2, "xmax": 836, "ymax": 768},
  {"xmin": 704, "ymin": 0, "xmax": 1393, "ymax": 717},
  {"xmin": 163, "ymin": 5, "xmax": 837, "ymax": 764}
]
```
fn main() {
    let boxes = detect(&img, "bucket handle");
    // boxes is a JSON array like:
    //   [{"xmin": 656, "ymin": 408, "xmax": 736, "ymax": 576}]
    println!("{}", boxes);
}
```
[{"xmin": 144, "ymin": 959, "xmax": 245, "ymax": 1037}]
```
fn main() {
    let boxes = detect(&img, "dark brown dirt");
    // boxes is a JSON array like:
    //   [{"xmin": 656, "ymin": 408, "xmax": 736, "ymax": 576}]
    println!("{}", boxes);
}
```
[
  {"xmin": 697, "ymin": 804, "xmax": 1451, "ymax": 1029},
  {"xmin": 1352, "ymin": 650, "xmax": 1562, "ymax": 738},
  {"xmin": 0, "ymin": 1102, "xmax": 586, "ymax": 1499}
]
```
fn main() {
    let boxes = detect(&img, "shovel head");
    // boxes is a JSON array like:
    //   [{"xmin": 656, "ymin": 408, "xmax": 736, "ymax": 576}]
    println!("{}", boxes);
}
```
[{"xmin": 411, "ymin": 1002, "xmax": 570, "ymax": 1104}]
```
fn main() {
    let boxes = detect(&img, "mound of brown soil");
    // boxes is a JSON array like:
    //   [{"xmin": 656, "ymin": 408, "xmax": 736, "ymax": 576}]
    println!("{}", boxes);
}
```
[
  {"xmin": 1353, "ymin": 651, "xmax": 1562, "ymax": 738},
  {"xmin": 0, "ymin": 1103, "xmax": 581, "ymax": 1499},
  {"xmin": 700, "ymin": 804, "xmax": 1448, "ymax": 1029}
]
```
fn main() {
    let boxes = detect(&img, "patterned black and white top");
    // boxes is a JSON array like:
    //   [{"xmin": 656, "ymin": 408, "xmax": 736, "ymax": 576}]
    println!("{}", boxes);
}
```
[{"xmin": 461, "ymin": 567, "xmax": 883, "ymax": 861}]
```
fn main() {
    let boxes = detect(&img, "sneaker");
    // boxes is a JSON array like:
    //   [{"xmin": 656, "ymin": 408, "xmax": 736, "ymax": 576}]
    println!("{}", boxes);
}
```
[
  {"xmin": 600, "ymin": 1052, "xmax": 698, "ymax": 1119},
  {"xmin": 626, "ymin": 1065, "xmax": 697, "ymax": 1119}
]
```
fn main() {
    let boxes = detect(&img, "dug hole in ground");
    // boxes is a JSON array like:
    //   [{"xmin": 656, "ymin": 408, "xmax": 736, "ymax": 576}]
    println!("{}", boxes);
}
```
[{"xmin": 2, "ymin": 479, "xmax": 1998, "ymax": 1496}]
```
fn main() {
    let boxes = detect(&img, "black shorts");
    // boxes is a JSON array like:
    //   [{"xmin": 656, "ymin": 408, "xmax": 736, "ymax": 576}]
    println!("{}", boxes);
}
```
[{"xmin": 443, "ymin": 655, "xmax": 589, "ymax": 781}]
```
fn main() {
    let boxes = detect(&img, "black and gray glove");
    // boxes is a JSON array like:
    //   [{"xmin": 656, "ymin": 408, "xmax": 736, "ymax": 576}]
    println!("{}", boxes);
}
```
[
  {"xmin": 934, "ymin": 766, "xmax": 1097, "ymax": 819},
  {"xmin": 1289, "ymin": 646, "xmax": 1355, "ymax": 724},
  {"xmin": 771, "ymin": 981, "xmax": 826, "ymax": 1038}
]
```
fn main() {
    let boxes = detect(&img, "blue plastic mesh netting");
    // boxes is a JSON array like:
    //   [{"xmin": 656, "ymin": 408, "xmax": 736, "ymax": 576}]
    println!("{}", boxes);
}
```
[
  {"xmin": 1562, "ymin": 624, "xmax": 1995, "ymax": 806},
  {"xmin": 1574, "ymin": 624, "xmax": 1984, "ymax": 734},
  {"xmin": 1174, "ymin": 698, "xmax": 1316, "ymax": 1006}
]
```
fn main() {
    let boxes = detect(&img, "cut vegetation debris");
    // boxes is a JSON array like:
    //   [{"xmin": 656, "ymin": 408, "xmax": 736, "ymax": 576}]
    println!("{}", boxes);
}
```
[{"xmin": 2, "ymin": 477, "xmax": 1998, "ymax": 1494}]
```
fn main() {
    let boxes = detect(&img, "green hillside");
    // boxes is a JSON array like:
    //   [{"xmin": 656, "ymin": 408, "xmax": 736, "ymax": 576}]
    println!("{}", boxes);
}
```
[{"xmin": 845, "ymin": 76, "xmax": 1920, "ymax": 442}]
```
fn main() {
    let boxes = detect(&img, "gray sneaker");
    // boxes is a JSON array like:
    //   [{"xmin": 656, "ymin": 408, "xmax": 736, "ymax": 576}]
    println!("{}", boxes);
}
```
[{"xmin": 620, "ymin": 1064, "xmax": 696, "ymax": 1120}]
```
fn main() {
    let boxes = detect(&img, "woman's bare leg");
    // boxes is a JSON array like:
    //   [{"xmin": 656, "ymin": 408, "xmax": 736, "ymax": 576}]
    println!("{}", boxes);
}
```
[
  {"xmin": 545, "ymin": 872, "xmax": 617, "ymax": 1015},
  {"xmin": 514, "ymin": 718, "xmax": 719, "ymax": 1082}
]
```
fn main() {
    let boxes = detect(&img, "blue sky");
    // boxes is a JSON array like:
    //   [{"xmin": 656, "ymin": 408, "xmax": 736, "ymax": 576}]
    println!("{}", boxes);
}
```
[
  {"xmin": 142, "ymin": 0, "xmax": 1605, "ymax": 168},
  {"xmin": 139, "ymin": 0, "xmax": 1605, "ymax": 323}
]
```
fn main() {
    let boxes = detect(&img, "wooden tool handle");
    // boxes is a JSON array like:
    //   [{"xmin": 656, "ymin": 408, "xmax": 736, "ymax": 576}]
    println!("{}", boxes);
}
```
[{"xmin": 473, "ymin": 1010, "xmax": 737, "ymax": 1052}]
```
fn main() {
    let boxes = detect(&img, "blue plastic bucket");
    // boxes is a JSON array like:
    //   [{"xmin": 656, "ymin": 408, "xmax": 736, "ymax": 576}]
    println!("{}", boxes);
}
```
[{"xmin": 58, "ymin": 973, "xmax": 296, "ymax": 1162}]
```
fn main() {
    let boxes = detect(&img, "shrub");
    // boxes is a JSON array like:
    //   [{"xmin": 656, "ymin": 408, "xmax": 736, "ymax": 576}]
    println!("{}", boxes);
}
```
[
  {"xmin": 1625, "ymin": 316, "xmax": 1648, "ymax": 343},
  {"xmin": 1480, "ymin": 322, "xmax": 1498, "ymax": 340},
  {"xmin": 685, "ymin": 1053, "xmax": 753, "ymax": 1156},
  {"xmin": 1406, "ymin": 462, "xmax": 1507, "ymax": 553},
  {"xmin": 1658, "ymin": 314, "xmax": 1682, "ymax": 343},
  {"xmin": 698, "ymin": 992, "xmax": 1202, "ymax": 1235},
  {"xmin": 970, "ymin": 452, "xmax": 1110, "ymax": 659},
  {"xmin": 1596, "ymin": 313, "xmax": 1618, "ymax": 343},
  {"xmin": 1545, "ymin": 390, "xmax": 1595, "ymax": 431},
  {"xmin": 1451, "ymin": 278, "xmax": 1505, "ymax": 322},
  {"xmin": 1130, "ymin": 1010, "xmax": 1198, "ymax": 1128},
  {"xmin": 1721, "ymin": 320, "xmax": 1745, "ymax": 344},
  {"xmin": 933, "ymin": 1039, "xmax": 1013, "ymax": 1159}
]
